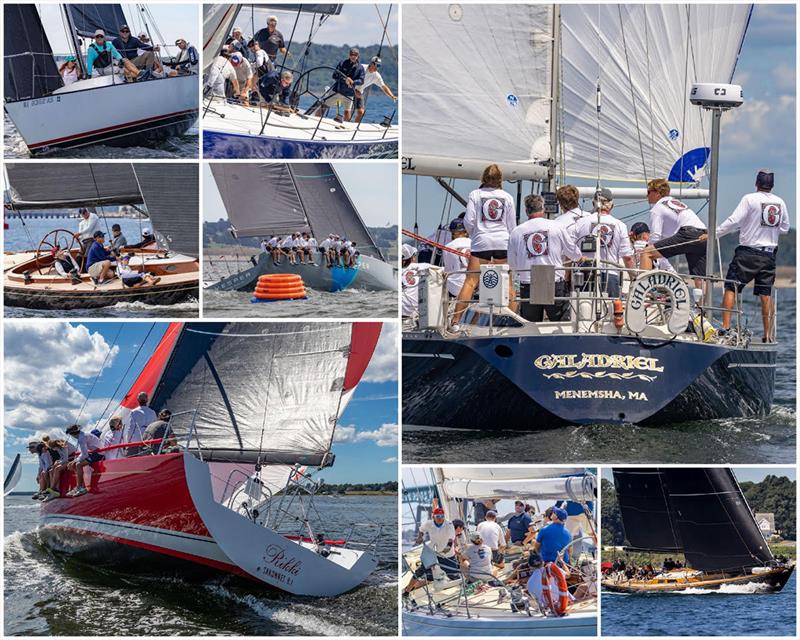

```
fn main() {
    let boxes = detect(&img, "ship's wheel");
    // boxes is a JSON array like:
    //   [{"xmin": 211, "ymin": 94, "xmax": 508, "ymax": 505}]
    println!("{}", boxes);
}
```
[{"xmin": 35, "ymin": 229, "xmax": 79, "ymax": 275}]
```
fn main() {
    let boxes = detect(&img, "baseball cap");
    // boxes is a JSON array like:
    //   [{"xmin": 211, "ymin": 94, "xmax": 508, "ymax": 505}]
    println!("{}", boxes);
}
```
[
  {"xmin": 349, "ymin": 47, "xmax": 359, "ymax": 56},
  {"xmin": 470, "ymin": 532, "xmax": 482, "ymax": 542},
  {"xmin": 142, "ymin": 228, "xmax": 151, "ymax": 235},
  {"xmin": 596, "ymin": 187, "xmax": 613, "ymax": 201},
  {"xmin": 401, "ymin": 244, "xmax": 417, "ymax": 260},
  {"xmin": 756, "ymin": 170, "xmax": 774, "ymax": 189},
  {"xmin": 552, "ymin": 506, "xmax": 568, "ymax": 522},
  {"xmin": 93, "ymin": 230, "xmax": 105, "ymax": 238},
  {"xmin": 370, "ymin": 56, "xmax": 381, "ymax": 67},
  {"xmin": 94, "ymin": 29, "xmax": 105, "ymax": 37},
  {"xmin": 432, "ymin": 507, "xmax": 445, "ymax": 516},
  {"xmin": 230, "ymin": 53, "xmax": 242, "ymax": 66},
  {"xmin": 449, "ymin": 217, "xmax": 466, "ymax": 231},
  {"xmin": 452, "ymin": 519, "xmax": 465, "ymax": 529},
  {"xmin": 630, "ymin": 222, "xmax": 650, "ymax": 235}
]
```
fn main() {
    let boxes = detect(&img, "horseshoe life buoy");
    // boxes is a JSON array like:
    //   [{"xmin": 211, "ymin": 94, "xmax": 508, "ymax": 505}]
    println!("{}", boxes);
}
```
[{"xmin": 541, "ymin": 562, "xmax": 570, "ymax": 616}]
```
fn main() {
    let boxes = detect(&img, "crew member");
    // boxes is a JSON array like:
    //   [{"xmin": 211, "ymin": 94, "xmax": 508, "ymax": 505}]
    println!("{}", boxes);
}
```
[
  {"xmin": 476, "ymin": 510, "xmax": 506, "ymax": 568},
  {"xmin": 320, "ymin": 48, "xmax": 364, "ymax": 121},
  {"xmin": 401, "ymin": 244, "xmax": 429, "ymax": 323},
  {"xmin": 354, "ymin": 56, "xmax": 396, "ymax": 123},
  {"xmin": 554, "ymin": 185, "xmax": 591, "ymax": 243},
  {"xmin": 254, "ymin": 15, "xmax": 287, "ymax": 61},
  {"xmin": 442, "ymin": 217, "xmax": 471, "ymax": 297},
  {"xmin": 127, "ymin": 392, "xmax": 157, "ymax": 456},
  {"xmin": 534, "ymin": 506, "xmax": 572, "ymax": 564},
  {"xmin": 87, "ymin": 29, "xmax": 139, "ymax": 79},
  {"xmin": 403, "ymin": 507, "xmax": 460, "ymax": 596},
  {"xmin": 258, "ymin": 69, "xmax": 293, "ymax": 105},
  {"xmin": 506, "ymin": 501, "xmax": 533, "ymax": 545},
  {"xmin": 75, "ymin": 207, "xmax": 101, "ymax": 262}
]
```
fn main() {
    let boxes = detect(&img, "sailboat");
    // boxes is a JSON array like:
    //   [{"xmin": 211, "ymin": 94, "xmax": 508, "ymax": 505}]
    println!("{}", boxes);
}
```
[
  {"xmin": 4, "ymin": 4, "xmax": 198, "ymax": 156},
  {"xmin": 202, "ymin": 3, "xmax": 398, "ymax": 159},
  {"xmin": 402, "ymin": 467, "xmax": 598, "ymax": 636},
  {"xmin": 401, "ymin": 4, "xmax": 778, "ymax": 429},
  {"xmin": 206, "ymin": 162, "xmax": 397, "ymax": 293},
  {"xmin": 37, "ymin": 321, "xmax": 385, "ymax": 596},
  {"xmin": 4, "ymin": 454, "xmax": 22, "ymax": 496},
  {"xmin": 4, "ymin": 163, "xmax": 200, "ymax": 310},
  {"xmin": 603, "ymin": 468, "xmax": 795, "ymax": 593}
]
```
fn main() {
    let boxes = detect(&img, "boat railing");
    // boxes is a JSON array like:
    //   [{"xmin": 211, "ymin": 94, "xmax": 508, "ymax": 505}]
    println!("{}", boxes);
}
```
[{"xmin": 423, "ymin": 263, "xmax": 765, "ymax": 345}]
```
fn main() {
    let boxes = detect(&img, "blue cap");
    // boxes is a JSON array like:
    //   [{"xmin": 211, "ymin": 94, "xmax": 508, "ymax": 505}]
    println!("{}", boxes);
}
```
[
  {"xmin": 90, "ymin": 428, "xmax": 102, "ymax": 438},
  {"xmin": 552, "ymin": 506, "xmax": 568, "ymax": 522},
  {"xmin": 630, "ymin": 222, "xmax": 650, "ymax": 236},
  {"xmin": 449, "ymin": 218, "xmax": 466, "ymax": 231}
]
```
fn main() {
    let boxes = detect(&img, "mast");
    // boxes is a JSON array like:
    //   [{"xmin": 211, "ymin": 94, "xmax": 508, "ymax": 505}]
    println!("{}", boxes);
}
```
[
  {"xmin": 703, "ymin": 108, "xmax": 722, "ymax": 320},
  {"xmin": 61, "ymin": 4, "xmax": 88, "ymax": 78},
  {"xmin": 548, "ymin": 4, "xmax": 561, "ymax": 192}
]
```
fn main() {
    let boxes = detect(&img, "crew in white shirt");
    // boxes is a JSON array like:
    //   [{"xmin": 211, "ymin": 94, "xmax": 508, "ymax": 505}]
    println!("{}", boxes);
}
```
[
  {"xmin": 75, "ymin": 208, "xmax": 101, "ymax": 259},
  {"xmin": 476, "ymin": 510, "xmax": 507, "ymax": 568},
  {"xmin": 403, "ymin": 507, "xmax": 462, "ymax": 596},
  {"xmin": 554, "ymin": 185, "xmax": 592, "ymax": 244},
  {"xmin": 101, "ymin": 417, "xmax": 126, "ymax": 461},
  {"xmin": 355, "ymin": 56, "xmax": 396, "ymax": 123},
  {"xmin": 401, "ymin": 244, "xmax": 430, "ymax": 322},
  {"xmin": 711, "ymin": 170, "xmax": 789, "ymax": 341},
  {"xmin": 508, "ymin": 194, "xmax": 582, "ymax": 322},
  {"xmin": 442, "ymin": 218, "xmax": 471, "ymax": 297}
]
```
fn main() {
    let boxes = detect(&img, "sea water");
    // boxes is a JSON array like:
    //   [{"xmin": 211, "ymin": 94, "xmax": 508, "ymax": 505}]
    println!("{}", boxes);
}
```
[
  {"xmin": 601, "ymin": 575, "xmax": 796, "ymax": 636},
  {"xmin": 3, "ymin": 215, "xmax": 198, "ymax": 318},
  {"xmin": 3, "ymin": 494, "xmax": 397, "ymax": 636},
  {"xmin": 402, "ymin": 288, "xmax": 796, "ymax": 464}
]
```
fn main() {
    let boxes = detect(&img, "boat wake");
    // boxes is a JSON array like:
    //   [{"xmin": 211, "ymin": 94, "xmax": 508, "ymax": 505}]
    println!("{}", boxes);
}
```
[{"xmin": 678, "ymin": 582, "xmax": 774, "ymax": 595}]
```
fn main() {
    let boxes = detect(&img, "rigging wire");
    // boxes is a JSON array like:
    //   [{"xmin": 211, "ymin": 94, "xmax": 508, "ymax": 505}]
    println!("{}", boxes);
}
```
[
  {"xmin": 375, "ymin": 4, "xmax": 393, "ymax": 56},
  {"xmin": 617, "ymin": 5, "xmax": 649, "ymax": 187},
  {"xmin": 677, "ymin": 5, "xmax": 692, "ymax": 196},
  {"xmin": 73, "ymin": 323, "xmax": 124, "ymax": 425}
]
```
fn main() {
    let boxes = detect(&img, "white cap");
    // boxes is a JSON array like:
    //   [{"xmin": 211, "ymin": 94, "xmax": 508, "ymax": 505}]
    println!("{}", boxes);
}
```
[
  {"xmin": 401, "ymin": 244, "xmax": 418, "ymax": 260},
  {"xmin": 232, "ymin": 26, "xmax": 242, "ymax": 33},
  {"xmin": 142, "ymin": 228, "xmax": 151, "ymax": 235},
  {"xmin": 94, "ymin": 29, "xmax": 105, "ymax": 37}
]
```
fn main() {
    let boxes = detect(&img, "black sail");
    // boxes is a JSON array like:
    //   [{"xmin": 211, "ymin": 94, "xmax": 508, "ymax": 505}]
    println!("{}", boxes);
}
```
[
  {"xmin": 663, "ymin": 468, "xmax": 774, "ymax": 572},
  {"xmin": 612, "ymin": 469, "xmax": 682, "ymax": 552},
  {"xmin": 4, "ymin": 4, "xmax": 63, "ymax": 101},
  {"xmin": 66, "ymin": 4, "xmax": 127, "ymax": 38}
]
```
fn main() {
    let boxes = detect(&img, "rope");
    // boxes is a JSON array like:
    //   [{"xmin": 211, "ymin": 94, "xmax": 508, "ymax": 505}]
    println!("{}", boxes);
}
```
[
  {"xmin": 617, "ymin": 5, "xmax": 649, "ymax": 186},
  {"xmin": 73, "ymin": 323, "xmax": 124, "ymax": 425},
  {"xmin": 375, "ymin": 4, "xmax": 393, "ymax": 56}
]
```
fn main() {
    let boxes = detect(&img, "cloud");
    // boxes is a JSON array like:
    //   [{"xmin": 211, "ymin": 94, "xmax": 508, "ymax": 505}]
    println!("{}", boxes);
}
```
[
  {"xmin": 722, "ymin": 96, "xmax": 795, "ymax": 166},
  {"xmin": 333, "ymin": 423, "xmax": 398, "ymax": 447},
  {"xmin": 772, "ymin": 64, "xmax": 795, "ymax": 92},
  {"xmin": 363, "ymin": 323, "xmax": 397, "ymax": 382},
  {"xmin": 4, "ymin": 323, "xmax": 119, "ymax": 432},
  {"xmin": 383, "ymin": 457, "xmax": 397, "ymax": 463}
]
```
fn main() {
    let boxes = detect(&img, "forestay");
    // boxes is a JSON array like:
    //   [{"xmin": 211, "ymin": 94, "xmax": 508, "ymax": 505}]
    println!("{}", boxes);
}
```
[
  {"xmin": 560, "ymin": 4, "xmax": 751, "ymax": 183},
  {"xmin": 4, "ymin": 5, "xmax": 63, "ymax": 101}
]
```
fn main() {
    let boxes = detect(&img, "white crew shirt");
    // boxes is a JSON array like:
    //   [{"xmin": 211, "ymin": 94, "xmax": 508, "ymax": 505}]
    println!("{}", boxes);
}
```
[
  {"xmin": 463, "ymin": 187, "xmax": 516, "ymax": 252},
  {"xmin": 649, "ymin": 196, "xmax": 706, "ymax": 242},
  {"xmin": 463, "ymin": 543, "xmax": 494, "ymax": 579},
  {"xmin": 555, "ymin": 208, "xmax": 592, "ymax": 244},
  {"xmin": 401, "ymin": 262, "xmax": 430, "ymax": 317},
  {"xmin": 75, "ymin": 431, "xmax": 90, "ymax": 462},
  {"xmin": 573, "ymin": 213, "xmax": 634, "ymax": 276},
  {"xmin": 361, "ymin": 63, "xmax": 386, "ymax": 91},
  {"xmin": 716, "ymin": 191, "xmax": 790, "ymax": 249},
  {"xmin": 101, "ymin": 428, "xmax": 125, "ymax": 460},
  {"xmin": 207, "ymin": 56, "xmax": 236, "ymax": 96},
  {"xmin": 419, "ymin": 519, "xmax": 456, "ymax": 558},
  {"xmin": 281, "ymin": 237, "xmax": 294, "ymax": 249},
  {"xmin": 476, "ymin": 520, "xmax": 504, "ymax": 550},
  {"xmin": 443, "ymin": 237, "xmax": 471, "ymax": 296},
  {"xmin": 320, "ymin": 237, "xmax": 333, "ymax": 251},
  {"xmin": 78, "ymin": 213, "xmax": 101, "ymax": 241},
  {"xmin": 128, "ymin": 405, "xmax": 157, "ymax": 444},
  {"xmin": 508, "ymin": 217, "xmax": 582, "ymax": 283}
]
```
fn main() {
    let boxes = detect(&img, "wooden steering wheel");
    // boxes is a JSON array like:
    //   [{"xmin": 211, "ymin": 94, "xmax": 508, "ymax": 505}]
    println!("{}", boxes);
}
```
[{"xmin": 35, "ymin": 228, "xmax": 80, "ymax": 275}]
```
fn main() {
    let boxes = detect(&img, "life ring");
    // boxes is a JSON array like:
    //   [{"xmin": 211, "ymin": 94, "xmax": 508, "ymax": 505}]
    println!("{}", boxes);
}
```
[
  {"xmin": 259, "ymin": 274, "xmax": 302, "ymax": 282},
  {"xmin": 541, "ymin": 562, "xmax": 570, "ymax": 616}
]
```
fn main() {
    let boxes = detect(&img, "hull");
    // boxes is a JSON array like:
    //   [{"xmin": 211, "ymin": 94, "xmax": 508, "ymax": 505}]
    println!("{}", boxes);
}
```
[
  {"xmin": 5, "ymin": 75, "xmax": 197, "ymax": 155},
  {"xmin": 402, "ymin": 610, "xmax": 597, "ymax": 636},
  {"xmin": 40, "ymin": 452, "xmax": 377, "ymax": 596},
  {"xmin": 602, "ymin": 566, "xmax": 794, "ymax": 593},
  {"xmin": 208, "ymin": 251, "xmax": 397, "ymax": 293},
  {"xmin": 402, "ymin": 333, "xmax": 776, "ymax": 428},
  {"xmin": 203, "ymin": 129, "xmax": 398, "ymax": 159},
  {"xmin": 4, "ymin": 281, "xmax": 198, "ymax": 310}
]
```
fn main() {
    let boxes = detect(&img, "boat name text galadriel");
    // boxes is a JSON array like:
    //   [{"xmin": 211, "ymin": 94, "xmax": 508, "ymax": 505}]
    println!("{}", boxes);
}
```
[{"xmin": 534, "ymin": 353, "xmax": 664, "ymax": 373}]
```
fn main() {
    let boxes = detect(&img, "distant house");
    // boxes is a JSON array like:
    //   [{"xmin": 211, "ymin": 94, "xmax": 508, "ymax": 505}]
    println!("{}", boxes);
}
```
[{"xmin": 755, "ymin": 513, "xmax": 775, "ymax": 538}]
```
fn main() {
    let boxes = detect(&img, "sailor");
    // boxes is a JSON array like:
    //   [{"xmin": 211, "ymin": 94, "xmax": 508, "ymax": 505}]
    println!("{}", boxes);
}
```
[
  {"xmin": 260, "ymin": 238, "xmax": 270, "ymax": 254},
  {"xmin": 629, "ymin": 221, "xmax": 676, "ymax": 272},
  {"xmin": 401, "ymin": 244, "xmax": 429, "ymax": 323},
  {"xmin": 143, "ymin": 409, "xmax": 173, "ymax": 453},
  {"xmin": 112, "ymin": 24, "xmax": 158, "ymax": 71},
  {"xmin": 85, "ymin": 231, "xmax": 117, "ymax": 285},
  {"xmin": 129, "ymin": 228, "xmax": 157, "ymax": 250},
  {"xmin": 639, "ymin": 178, "xmax": 707, "ymax": 288},
  {"xmin": 267, "ymin": 236, "xmax": 282, "ymax": 264},
  {"xmin": 170, "ymin": 39, "xmax": 199, "ymax": 75},
  {"xmin": 307, "ymin": 234, "xmax": 318, "ymax": 257},
  {"xmin": 320, "ymin": 234, "xmax": 335, "ymax": 267},
  {"xmin": 58, "ymin": 56, "xmax": 81, "ymax": 86},
  {"xmin": 476, "ymin": 510, "xmax": 506, "ymax": 568},
  {"xmin": 101, "ymin": 417, "xmax": 126, "ymax": 461},
  {"xmin": 65, "ymin": 424, "xmax": 103, "ymax": 497},
  {"xmin": 402, "ymin": 507, "xmax": 461, "ymax": 597},
  {"xmin": 75, "ymin": 207, "xmax": 101, "ymax": 262},
  {"xmin": 29, "ymin": 441, "xmax": 53, "ymax": 500},
  {"xmin": 228, "ymin": 53, "xmax": 255, "ymax": 106},
  {"xmin": 258, "ymin": 69, "xmax": 293, "ymax": 106},
  {"xmin": 452, "ymin": 518, "xmax": 468, "ymax": 555},
  {"xmin": 508, "ymin": 194, "xmax": 581, "ymax": 322},
  {"xmin": 452, "ymin": 164, "xmax": 517, "ymax": 328},
  {"xmin": 572, "ymin": 188, "xmax": 634, "ymax": 297},
  {"xmin": 87, "ymin": 29, "xmax": 140, "ymax": 80},
  {"xmin": 51, "ymin": 247, "xmax": 82, "ymax": 286},
  {"xmin": 127, "ymin": 391, "xmax": 157, "ymax": 456},
  {"xmin": 707, "ymin": 170, "xmax": 790, "ymax": 342},
  {"xmin": 319, "ymin": 48, "xmax": 365, "ymax": 122},
  {"xmin": 442, "ymin": 218, "xmax": 471, "ymax": 297},
  {"xmin": 110, "ymin": 224, "xmax": 128, "ymax": 253},
  {"xmin": 554, "ymin": 184, "xmax": 592, "ymax": 242},
  {"xmin": 281, "ymin": 234, "xmax": 296, "ymax": 264},
  {"xmin": 254, "ymin": 15, "xmax": 288, "ymax": 61},
  {"xmin": 226, "ymin": 26, "xmax": 248, "ymax": 56},
  {"xmin": 534, "ymin": 506, "xmax": 572, "ymax": 564},
  {"xmin": 247, "ymin": 39, "xmax": 273, "ymax": 78},
  {"xmin": 474, "ymin": 498, "xmax": 499, "ymax": 524},
  {"xmin": 506, "ymin": 501, "xmax": 533, "ymax": 545},
  {"xmin": 461, "ymin": 532, "xmax": 500, "ymax": 583},
  {"xmin": 354, "ymin": 56, "xmax": 397, "ymax": 123},
  {"xmin": 43, "ymin": 439, "xmax": 71, "ymax": 500},
  {"xmin": 418, "ymin": 225, "xmax": 450, "ymax": 264},
  {"xmin": 205, "ymin": 46, "xmax": 237, "ymax": 98},
  {"xmin": 118, "ymin": 254, "xmax": 161, "ymax": 288}
]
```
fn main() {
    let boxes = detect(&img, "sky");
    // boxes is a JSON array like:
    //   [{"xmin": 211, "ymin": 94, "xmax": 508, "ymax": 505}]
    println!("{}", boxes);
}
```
[
  {"xmin": 402, "ymin": 4, "xmax": 796, "ymax": 233},
  {"xmin": 203, "ymin": 162, "xmax": 399, "ymax": 228},
  {"xmin": 41, "ymin": 3, "xmax": 199, "ymax": 55},
  {"xmin": 600, "ymin": 467, "xmax": 795, "ymax": 483},
  {"xmin": 4, "ymin": 321, "xmax": 398, "ymax": 491}
]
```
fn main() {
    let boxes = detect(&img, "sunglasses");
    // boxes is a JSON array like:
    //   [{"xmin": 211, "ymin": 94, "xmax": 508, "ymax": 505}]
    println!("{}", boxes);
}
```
[{"xmin": 120, "ymin": 29, "xmax": 130, "ymax": 33}]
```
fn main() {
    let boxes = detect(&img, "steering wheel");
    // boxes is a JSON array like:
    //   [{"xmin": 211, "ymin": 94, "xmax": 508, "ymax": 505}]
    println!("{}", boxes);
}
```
[
  {"xmin": 35, "ymin": 229, "xmax": 79, "ymax": 275},
  {"xmin": 291, "ymin": 65, "xmax": 347, "ymax": 116}
]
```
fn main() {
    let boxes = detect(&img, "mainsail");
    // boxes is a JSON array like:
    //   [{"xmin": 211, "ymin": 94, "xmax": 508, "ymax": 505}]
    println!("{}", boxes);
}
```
[
  {"xmin": 210, "ymin": 163, "xmax": 385, "ymax": 260},
  {"xmin": 4, "ymin": 5, "xmax": 64, "ymax": 101},
  {"xmin": 438, "ymin": 467, "xmax": 594, "ymax": 501},
  {"xmin": 110, "ymin": 322, "xmax": 382, "ymax": 466},
  {"xmin": 613, "ymin": 468, "xmax": 774, "ymax": 571},
  {"xmin": 66, "ymin": 4, "xmax": 128, "ymax": 39}
]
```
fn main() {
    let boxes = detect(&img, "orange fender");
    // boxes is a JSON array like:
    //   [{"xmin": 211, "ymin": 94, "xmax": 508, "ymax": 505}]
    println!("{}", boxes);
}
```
[{"xmin": 541, "ymin": 562, "xmax": 570, "ymax": 616}]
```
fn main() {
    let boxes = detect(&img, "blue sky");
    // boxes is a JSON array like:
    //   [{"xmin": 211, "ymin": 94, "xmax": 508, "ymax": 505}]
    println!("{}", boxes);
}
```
[
  {"xmin": 4, "ymin": 321, "xmax": 397, "ymax": 491},
  {"xmin": 403, "ymin": 4, "xmax": 796, "ymax": 233},
  {"xmin": 600, "ymin": 467, "xmax": 795, "ymax": 483},
  {"xmin": 203, "ymin": 162, "xmax": 399, "ymax": 228}
]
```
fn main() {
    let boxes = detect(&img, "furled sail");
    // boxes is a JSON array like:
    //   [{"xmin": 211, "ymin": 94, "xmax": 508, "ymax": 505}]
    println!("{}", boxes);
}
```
[
  {"xmin": 440, "ymin": 467, "xmax": 594, "ymax": 501},
  {"xmin": 4, "ymin": 5, "xmax": 64, "ymax": 101},
  {"xmin": 612, "ymin": 469, "xmax": 683, "ymax": 552},
  {"xmin": 663, "ymin": 468, "xmax": 773, "ymax": 571},
  {"xmin": 145, "ymin": 322, "xmax": 380, "ymax": 466},
  {"xmin": 133, "ymin": 164, "xmax": 199, "ymax": 257},
  {"xmin": 402, "ymin": 4, "xmax": 553, "ymax": 166},
  {"xmin": 290, "ymin": 164, "xmax": 385, "ymax": 260},
  {"xmin": 66, "ymin": 4, "xmax": 128, "ymax": 39},
  {"xmin": 559, "ymin": 4, "xmax": 751, "ymax": 183},
  {"xmin": 210, "ymin": 163, "xmax": 309, "ymax": 236}
]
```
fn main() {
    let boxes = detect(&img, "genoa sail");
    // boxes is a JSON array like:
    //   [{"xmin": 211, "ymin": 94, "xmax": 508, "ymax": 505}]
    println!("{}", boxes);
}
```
[
  {"xmin": 66, "ymin": 4, "xmax": 128, "ymax": 39},
  {"xmin": 4, "ymin": 4, "xmax": 64, "ymax": 101}
]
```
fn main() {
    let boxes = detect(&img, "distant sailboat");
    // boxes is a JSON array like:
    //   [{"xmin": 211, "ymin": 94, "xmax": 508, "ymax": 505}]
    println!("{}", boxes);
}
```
[
  {"xmin": 603, "ymin": 468, "xmax": 795, "ymax": 593},
  {"xmin": 207, "ymin": 162, "xmax": 397, "ymax": 293},
  {"xmin": 4, "ymin": 3, "xmax": 198, "ymax": 155}
]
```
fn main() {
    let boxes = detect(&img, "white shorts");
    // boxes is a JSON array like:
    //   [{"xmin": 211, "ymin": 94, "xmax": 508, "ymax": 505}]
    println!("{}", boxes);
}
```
[{"xmin": 88, "ymin": 261, "xmax": 108, "ymax": 278}]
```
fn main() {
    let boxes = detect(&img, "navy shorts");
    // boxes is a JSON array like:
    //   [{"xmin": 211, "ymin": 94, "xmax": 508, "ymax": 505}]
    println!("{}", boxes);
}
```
[
  {"xmin": 472, "ymin": 249, "xmax": 507, "ymax": 261},
  {"xmin": 654, "ymin": 227, "xmax": 707, "ymax": 276},
  {"xmin": 412, "ymin": 554, "xmax": 461, "ymax": 580},
  {"xmin": 724, "ymin": 245, "xmax": 777, "ymax": 296},
  {"xmin": 86, "ymin": 452, "xmax": 105, "ymax": 464}
]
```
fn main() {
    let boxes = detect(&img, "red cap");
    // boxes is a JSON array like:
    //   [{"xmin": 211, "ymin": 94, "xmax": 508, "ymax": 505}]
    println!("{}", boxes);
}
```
[{"xmin": 432, "ymin": 508, "xmax": 445, "ymax": 515}]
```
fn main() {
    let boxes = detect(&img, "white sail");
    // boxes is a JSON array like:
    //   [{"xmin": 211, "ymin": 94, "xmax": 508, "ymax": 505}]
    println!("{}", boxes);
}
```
[
  {"xmin": 438, "ymin": 468, "xmax": 594, "ymax": 501},
  {"xmin": 560, "ymin": 4, "xmax": 751, "ymax": 183},
  {"xmin": 203, "ymin": 4, "xmax": 240, "ymax": 74},
  {"xmin": 402, "ymin": 3, "xmax": 554, "ymax": 165}
]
